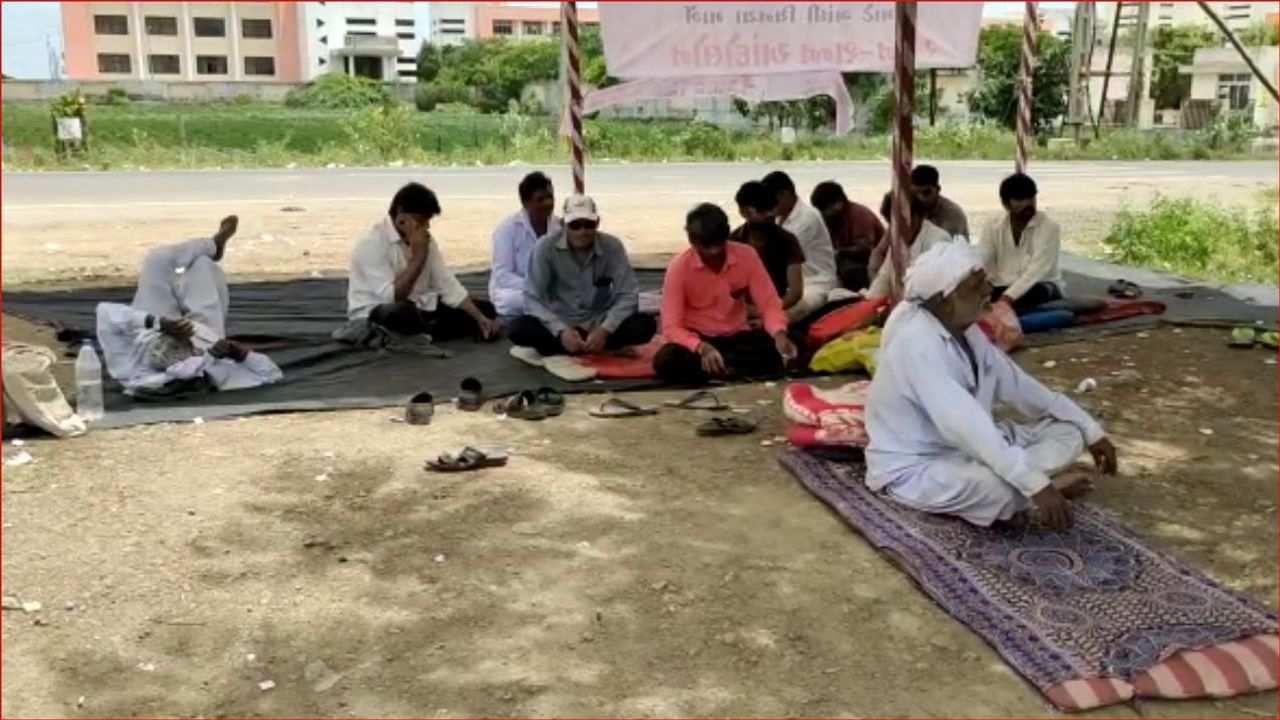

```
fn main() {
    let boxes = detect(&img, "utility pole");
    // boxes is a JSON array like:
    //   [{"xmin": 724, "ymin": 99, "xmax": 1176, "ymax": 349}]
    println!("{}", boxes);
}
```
[
  {"xmin": 1095, "ymin": 2, "xmax": 1124, "ymax": 137},
  {"xmin": 1125, "ymin": 1, "xmax": 1151, "ymax": 127},
  {"xmin": 1066, "ymin": 2, "xmax": 1094, "ymax": 142}
]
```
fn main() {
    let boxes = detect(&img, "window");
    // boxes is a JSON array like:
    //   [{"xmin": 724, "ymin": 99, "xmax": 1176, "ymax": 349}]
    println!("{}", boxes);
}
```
[
  {"xmin": 523, "ymin": 21, "xmax": 543, "ymax": 35},
  {"xmin": 551, "ymin": 21, "xmax": 561, "ymax": 34},
  {"xmin": 397, "ymin": 32, "xmax": 415, "ymax": 40},
  {"xmin": 397, "ymin": 55, "xmax": 415, "ymax": 64},
  {"xmin": 145, "ymin": 16, "xmax": 177, "ymax": 35},
  {"xmin": 97, "ymin": 53, "xmax": 132, "ymax": 74},
  {"xmin": 193, "ymin": 17, "xmax": 226, "ymax": 37},
  {"xmin": 347, "ymin": 31, "xmax": 376, "ymax": 37},
  {"xmin": 241, "ymin": 18, "xmax": 272, "ymax": 39},
  {"xmin": 148, "ymin": 54, "xmax": 180, "ymax": 74},
  {"xmin": 493, "ymin": 20, "xmax": 513, "ymax": 36},
  {"xmin": 346, "ymin": 17, "xmax": 375, "ymax": 25},
  {"xmin": 395, "ymin": 18, "xmax": 415, "ymax": 27},
  {"xmin": 398, "ymin": 69, "xmax": 418, "ymax": 78},
  {"xmin": 1217, "ymin": 73, "xmax": 1252, "ymax": 111},
  {"xmin": 196, "ymin": 55, "xmax": 229, "ymax": 75},
  {"xmin": 244, "ymin": 56, "xmax": 275, "ymax": 76},
  {"xmin": 94, "ymin": 14, "xmax": 128, "ymax": 35}
]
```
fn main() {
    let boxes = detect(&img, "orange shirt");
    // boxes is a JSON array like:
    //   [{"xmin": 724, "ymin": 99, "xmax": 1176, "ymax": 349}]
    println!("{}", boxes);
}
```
[{"xmin": 660, "ymin": 242, "xmax": 788, "ymax": 351}]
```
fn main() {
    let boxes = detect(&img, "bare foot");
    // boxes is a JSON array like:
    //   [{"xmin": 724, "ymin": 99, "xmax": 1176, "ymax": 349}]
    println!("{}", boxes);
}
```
[
  {"xmin": 212, "ymin": 215, "xmax": 239, "ymax": 261},
  {"xmin": 1051, "ymin": 466, "xmax": 1096, "ymax": 500}
]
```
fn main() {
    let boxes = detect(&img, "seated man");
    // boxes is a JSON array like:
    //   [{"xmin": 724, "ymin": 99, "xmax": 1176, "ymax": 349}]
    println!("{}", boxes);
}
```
[
  {"xmin": 810, "ymin": 180, "xmax": 884, "ymax": 292},
  {"xmin": 729, "ymin": 181, "xmax": 806, "ymax": 314},
  {"xmin": 865, "ymin": 191, "xmax": 954, "ymax": 299},
  {"xmin": 508, "ymin": 195, "xmax": 656, "ymax": 356},
  {"xmin": 489, "ymin": 171, "xmax": 560, "ymax": 322},
  {"xmin": 762, "ymin": 171, "xmax": 837, "ymax": 321},
  {"xmin": 978, "ymin": 172, "xmax": 1064, "ymax": 314},
  {"xmin": 96, "ymin": 215, "xmax": 284, "ymax": 395},
  {"xmin": 653, "ymin": 203, "xmax": 798, "ymax": 385},
  {"xmin": 911, "ymin": 165, "xmax": 971, "ymax": 240},
  {"xmin": 866, "ymin": 243, "xmax": 1117, "ymax": 530},
  {"xmin": 344, "ymin": 182, "xmax": 499, "ymax": 343}
]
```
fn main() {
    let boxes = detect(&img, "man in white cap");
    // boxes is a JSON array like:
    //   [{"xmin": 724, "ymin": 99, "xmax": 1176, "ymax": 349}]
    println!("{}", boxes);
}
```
[
  {"xmin": 865, "ymin": 242, "xmax": 1118, "ymax": 530},
  {"xmin": 507, "ymin": 194, "xmax": 656, "ymax": 356},
  {"xmin": 95, "ymin": 215, "xmax": 284, "ymax": 395}
]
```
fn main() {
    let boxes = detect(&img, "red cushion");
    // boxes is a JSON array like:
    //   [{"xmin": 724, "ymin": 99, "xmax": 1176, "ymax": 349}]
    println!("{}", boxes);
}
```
[
  {"xmin": 575, "ymin": 338, "xmax": 662, "ymax": 379},
  {"xmin": 807, "ymin": 298, "xmax": 889, "ymax": 348}
]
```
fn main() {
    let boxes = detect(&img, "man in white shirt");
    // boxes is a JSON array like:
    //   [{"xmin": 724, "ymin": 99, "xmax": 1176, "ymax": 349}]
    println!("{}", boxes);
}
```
[
  {"xmin": 762, "ymin": 171, "xmax": 837, "ymax": 321},
  {"xmin": 95, "ymin": 215, "xmax": 284, "ymax": 395},
  {"xmin": 866, "ymin": 242, "xmax": 1118, "ymax": 530},
  {"xmin": 488, "ymin": 171, "xmax": 561, "ymax": 322},
  {"xmin": 345, "ymin": 182, "xmax": 500, "ymax": 343},
  {"xmin": 977, "ymin": 173, "xmax": 1064, "ymax": 314},
  {"xmin": 865, "ymin": 191, "xmax": 954, "ymax": 300}
]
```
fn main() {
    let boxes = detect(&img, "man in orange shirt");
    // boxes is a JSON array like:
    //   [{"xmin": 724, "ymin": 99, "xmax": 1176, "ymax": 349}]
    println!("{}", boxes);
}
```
[{"xmin": 653, "ymin": 203, "xmax": 798, "ymax": 385}]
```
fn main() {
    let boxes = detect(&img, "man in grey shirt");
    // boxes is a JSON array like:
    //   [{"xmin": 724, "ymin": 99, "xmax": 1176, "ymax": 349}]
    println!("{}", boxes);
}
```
[
  {"xmin": 911, "ymin": 165, "xmax": 970, "ymax": 240},
  {"xmin": 507, "ymin": 195, "xmax": 657, "ymax": 357}
]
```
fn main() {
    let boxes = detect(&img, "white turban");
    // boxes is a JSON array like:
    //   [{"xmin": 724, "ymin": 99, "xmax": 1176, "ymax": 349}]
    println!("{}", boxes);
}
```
[
  {"xmin": 902, "ymin": 242, "xmax": 984, "ymax": 303},
  {"xmin": 882, "ymin": 241, "xmax": 984, "ymax": 349}
]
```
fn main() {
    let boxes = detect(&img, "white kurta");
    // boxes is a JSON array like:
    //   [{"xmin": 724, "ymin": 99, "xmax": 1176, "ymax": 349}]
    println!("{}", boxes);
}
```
[
  {"xmin": 779, "ymin": 200, "xmax": 837, "ymax": 318},
  {"xmin": 865, "ymin": 304, "xmax": 1104, "ymax": 526},
  {"xmin": 346, "ymin": 217, "xmax": 469, "ymax": 321},
  {"xmin": 96, "ymin": 237, "xmax": 282, "ymax": 394},
  {"xmin": 866, "ymin": 219, "xmax": 954, "ymax": 300},
  {"xmin": 976, "ymin": 211, "xmax": 1064, "ymax": 301}
]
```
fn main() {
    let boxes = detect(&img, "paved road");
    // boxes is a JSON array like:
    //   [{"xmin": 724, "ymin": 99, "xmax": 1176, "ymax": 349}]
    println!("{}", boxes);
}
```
[{"xmin": 3, "ymin": 160, "xmax": 1275, "ymax": 210}]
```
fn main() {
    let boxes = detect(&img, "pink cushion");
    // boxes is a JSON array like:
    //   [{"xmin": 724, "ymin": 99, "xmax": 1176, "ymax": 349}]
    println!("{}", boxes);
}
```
[
  {"xmin": 786, "ymin": 423, "xmax": 869, "ymax": 449},
  {"xmin": 783, "ymin": 381, "xmax": 870, "ymax": 430}
]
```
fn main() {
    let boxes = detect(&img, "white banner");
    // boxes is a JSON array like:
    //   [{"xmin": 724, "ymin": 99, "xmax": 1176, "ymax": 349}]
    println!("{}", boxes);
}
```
[
  {"xmin": 600, "ymin": 2, "xmax": 984, "ymax": 79},
  {"xmin": 584, "ymin": 72, "xmax": 855, "ymax": 134}
]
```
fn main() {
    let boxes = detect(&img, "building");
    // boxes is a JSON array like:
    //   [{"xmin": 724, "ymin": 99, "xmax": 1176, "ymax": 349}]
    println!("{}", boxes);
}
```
[
  {"xmin": 61, "ymin": 2, "xmax": 304, "ymax": 81},
  {"xmin": 472, "ymin": 3, "xmax": 598, "ymax": 41},
  {"xmin": 429, "ymin": 2, "xmax": 474, "ymax": 47},
  {"xmin": 1098, "ymin": 1, "xmax": 1275, "ymax": 32},
  {"xmin": 1183, "ymin": 45, "xmax": 1280, "ymax": 129},
  {"xmin": 298, "ymin": 2, "xmax": 431, "ymax": 82}
]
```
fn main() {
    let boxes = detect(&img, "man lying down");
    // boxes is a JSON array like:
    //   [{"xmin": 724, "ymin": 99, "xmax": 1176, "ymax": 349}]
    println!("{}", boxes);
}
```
[
  {"xmin": 865, "ymin": 243, "xmax": 1118, "ymax": 530},
  {"xmin": 95, "ymin": 215, "xmax": 283, "ymax": 396}
]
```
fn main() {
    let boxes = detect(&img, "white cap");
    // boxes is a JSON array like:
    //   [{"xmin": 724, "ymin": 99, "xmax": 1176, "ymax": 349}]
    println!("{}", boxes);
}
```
[{"xmin": 562, "ymin": 194, "xmax": 599, "ymax": 224}]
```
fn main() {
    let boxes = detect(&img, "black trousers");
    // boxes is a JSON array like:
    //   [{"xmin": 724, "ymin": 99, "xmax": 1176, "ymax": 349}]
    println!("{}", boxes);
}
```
[
  {"xmin": 991, "ymin": 283, "xmax": 1062, "ymax": 315},
  {"xmin": 508, "ymin": 313, "xmax": 657, "ymax": 356},
  {"xmin": 368, "ymin": 300, "xmax": 496, "ymax": 342},
  {"xmin": 836, "ymin": 248, "xmax": 871, "ymax": 292},
  {"xmin": 652, "ymin": 329, "xmax": 784, "ymax": 386}
]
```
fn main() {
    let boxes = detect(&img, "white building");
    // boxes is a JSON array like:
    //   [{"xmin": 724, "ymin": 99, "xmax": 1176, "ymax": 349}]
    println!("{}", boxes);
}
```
[
  {"xmin": 298, "ymin": 1, "xmax": 432, "ymax": 82},
  {"xmin": 429, "ymin": 2, "xmax": 474, "ymax": 47},
  {"xmin": 1184, "ymin": 45, "xmax": 1280, "ymax": 129},
  {"xmin": 1098, "ymin": 1, "xmax": 1275, "ymax": 33}
]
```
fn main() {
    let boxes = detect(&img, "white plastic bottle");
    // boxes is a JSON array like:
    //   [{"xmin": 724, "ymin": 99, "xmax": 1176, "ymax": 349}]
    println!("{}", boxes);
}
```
[{"xmin": 74, "ymin": 341, "xmax": 104, "ymax": 422}]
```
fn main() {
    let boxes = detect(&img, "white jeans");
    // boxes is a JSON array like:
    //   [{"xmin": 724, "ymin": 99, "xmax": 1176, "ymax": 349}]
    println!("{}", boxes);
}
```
[
  {"xmin": 886, "ymin": 418, "xmax": 1087, "ymax": 527},
  {"xmin": 132, "ymin": 237, "xmax": 229, "ymax": 337}
]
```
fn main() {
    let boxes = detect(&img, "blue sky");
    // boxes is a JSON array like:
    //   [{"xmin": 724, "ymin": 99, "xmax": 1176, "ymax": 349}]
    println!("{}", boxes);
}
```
[{"xmin": 2, "ymin": 2, "xmax": 1077, "ymax": 79}]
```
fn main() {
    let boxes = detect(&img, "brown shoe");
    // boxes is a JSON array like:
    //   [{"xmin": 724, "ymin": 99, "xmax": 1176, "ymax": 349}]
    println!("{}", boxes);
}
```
[{"xmin": 406, "ymin": 391, "xmax": 435, "ymax": 425}]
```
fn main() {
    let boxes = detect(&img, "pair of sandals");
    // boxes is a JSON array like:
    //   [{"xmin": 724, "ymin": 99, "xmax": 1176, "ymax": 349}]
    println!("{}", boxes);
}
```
[
  {"xmin": 426, "ymin": 446, "xmax": 509, "ymax": 473},
  {"xmin": 588, "ymin": 390, "xmax": 757, "ymax": 436},
  {"xmin": 494, "ymin": 387, "xmax": 565, "ymax": 421}
]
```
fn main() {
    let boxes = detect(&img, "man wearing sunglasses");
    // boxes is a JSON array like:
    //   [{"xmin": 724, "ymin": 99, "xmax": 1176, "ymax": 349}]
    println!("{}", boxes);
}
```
[{"xmin": 507, "ymin": 195, "xmax": 656, "ymax": 357}]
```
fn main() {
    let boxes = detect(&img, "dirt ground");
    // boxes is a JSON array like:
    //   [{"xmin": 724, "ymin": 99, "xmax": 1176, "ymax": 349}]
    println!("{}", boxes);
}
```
[{"xmin": 2, "ymin": 183, "xmax": 1277, "ymax": 716}]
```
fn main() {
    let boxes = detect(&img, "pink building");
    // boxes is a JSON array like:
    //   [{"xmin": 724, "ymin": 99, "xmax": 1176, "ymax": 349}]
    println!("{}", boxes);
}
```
[
  {"xmin": 473, "ymin": 3, "xmax": 598, "ymax": 41},
  {"xmin": 61, "ymin": 2, "xmax": 303, "ymax": 82}
]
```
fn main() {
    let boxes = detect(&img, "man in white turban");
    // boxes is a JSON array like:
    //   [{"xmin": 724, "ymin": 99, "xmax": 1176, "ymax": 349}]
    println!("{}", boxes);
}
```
[{"xmin": 865, "ymin": 243, "xmax": 1117, "ymax": 530}]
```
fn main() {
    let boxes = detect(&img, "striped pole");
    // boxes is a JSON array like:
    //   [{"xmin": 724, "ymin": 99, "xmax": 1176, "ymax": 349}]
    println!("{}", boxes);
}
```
[
  {"xmin": 888, "ymin": 1, "xmax": 916, "ymax": 299},
  {"xmin": 561, "ymin": 1, "xmax": 585, "ymax": 193},
  {"xmin": 1016, "ymin": 1, "xmax": 1038, "ymax": 173}
]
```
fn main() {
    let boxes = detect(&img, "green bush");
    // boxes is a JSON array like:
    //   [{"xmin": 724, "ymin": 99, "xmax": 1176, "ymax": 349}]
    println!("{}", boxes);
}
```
[
  {"xmin": 1103, "ymin": 195, "xmax": 1279, "ymax": 283},
  {"xmin": 285, "ymin": 74, "xmax": 392, "ymax": 109},
  {"xmin": 676, "ymin": 121, "xmax": 736, "ymax": 160},
  {"xmin": 104, "ymin": 87, "xmax": 130, "ymax": 106},
  {"xmin": 340, "ymin": 104, "xmax": 418, "ymax": 159},
  {"xmin": 414, "ymin": 81, "xmax": 471, "ymax": 112}
]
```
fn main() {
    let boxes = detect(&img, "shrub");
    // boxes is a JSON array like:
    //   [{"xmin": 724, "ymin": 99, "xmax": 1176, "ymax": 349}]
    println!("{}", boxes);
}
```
[
  {"xmin": 340, "ymin": 104, "xmax": 418, "ymax": 159},
  {"xmin": 415, "ymin": 81, "xmax": 471, "ymax": 112},
  {"xmin": 285, "ymin": 74, "xmax": 392, "ymax": 109},
  {"xmin": 1103, "ymin": 194, "xmax": 1279, "ymax": 283},
  {"xmin": 104, "ymin": 87, "xmax": 130, "ymax": 105}
]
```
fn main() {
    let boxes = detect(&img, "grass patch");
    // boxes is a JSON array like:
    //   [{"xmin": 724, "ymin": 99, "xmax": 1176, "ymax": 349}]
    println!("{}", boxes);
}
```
[
  {"xmin": 2, "ymin": 101, "xmax": 1271, "ymax": 171},
  {"xmin": 1103, "ymin": 194, "xmax": 1278, "ymax": 284}
]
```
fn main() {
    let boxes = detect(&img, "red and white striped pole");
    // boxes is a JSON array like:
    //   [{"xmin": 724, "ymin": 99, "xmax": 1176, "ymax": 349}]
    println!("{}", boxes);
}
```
[
  {"xmin": 889, "ymin": 1, "xmax": 916, "ymax": 299},
  {"xmin": 1016, "ymin": 1, "xmax": 1038, "ymax": 173},
  {"xmin": 561, "ymin": 0, "xmax": 585, "ymax": 194}
]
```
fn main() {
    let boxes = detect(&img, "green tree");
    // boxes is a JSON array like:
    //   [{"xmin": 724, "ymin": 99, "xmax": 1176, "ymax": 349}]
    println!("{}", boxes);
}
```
[
  {"xmin": 969, "ymin": 25, "xmax": 1069, "ymax": 131},
  {"xmin": 416, "ymin": 41, "xmax": 442, "ymax": 83},
  {"xmin": 1239, "ymin": 20, "xmax": 1280, "ymax": 46},
  {"xmin": 1149, "ymin": 25, "xmax": 1219, "ymax": 109},
  {"xmin": 419, "ymin": 38, "xmax": 560, "ymax": 113}
]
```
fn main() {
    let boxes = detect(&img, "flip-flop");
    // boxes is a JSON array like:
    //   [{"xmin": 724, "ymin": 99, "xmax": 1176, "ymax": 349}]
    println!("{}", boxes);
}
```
[
  {"xmin": 457, "ymin": 377, "xmax": 484, "ymax": 411},
  {"xmin": 696, "ymin": 416, "xmax": 757, "ymax": 437},
  {"xmin": 1259, "ymin": 331, "xmax": 1278, "ymax": 350},
  {"xmin": 663, "ymin": 389, "xmax": 731, "ymax": 411},
  {"xmin": 425, "ymin": 446, "xmax": 509, "ymax": 473},
  {"xmin": 1229, "ymin": 327, "xmax": 1258, "ymax": 348},
  {"xmin": 405, "ymin": 391, "xmax": 435, "ymax": 425},
  {"xmin": 589, "ymin": 397, "xmax": 659, "ymax": 418},
  {"xmin": 494, "ymin": 390, "xmax": 547, "ymax": 421},
  {"xmin": 534, "ymin": 386, "xmax": 565, "ymax": 416},
  {"xmin": 1107, "ymin": 280, "xmax": 1142, "ymax": 299}
]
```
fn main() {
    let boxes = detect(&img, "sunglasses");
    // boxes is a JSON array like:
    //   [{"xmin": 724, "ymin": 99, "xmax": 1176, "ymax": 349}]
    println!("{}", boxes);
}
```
[{"xmin": 568, "ymin": 220, "xmax": 598, "ymax": 231}]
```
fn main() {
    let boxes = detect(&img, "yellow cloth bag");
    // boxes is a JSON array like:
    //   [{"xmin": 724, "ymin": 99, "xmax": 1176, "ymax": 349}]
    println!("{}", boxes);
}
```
[{"xmin": 809, "ymin": 327, "xmax": 882, "ymax": 375}]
